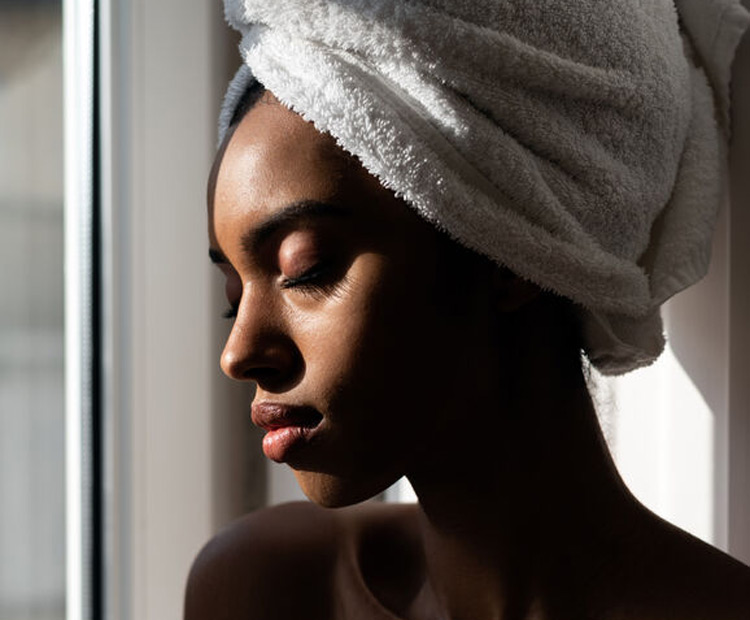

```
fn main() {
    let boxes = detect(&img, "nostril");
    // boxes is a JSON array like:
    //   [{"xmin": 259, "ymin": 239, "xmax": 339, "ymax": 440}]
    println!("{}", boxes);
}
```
[
  {"xmin": 244, "ymin": 367, "xmax": 280, "ymax": 383},
  {"xmin": 248, "ymin": 362, "xmax": 305, "ymax": 393}
]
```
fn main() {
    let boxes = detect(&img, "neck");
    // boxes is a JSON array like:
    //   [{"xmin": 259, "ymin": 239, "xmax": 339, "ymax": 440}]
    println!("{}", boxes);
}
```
[{"xmin": 406, "ymin": 309, "xmax": 642, "ymax": 620}]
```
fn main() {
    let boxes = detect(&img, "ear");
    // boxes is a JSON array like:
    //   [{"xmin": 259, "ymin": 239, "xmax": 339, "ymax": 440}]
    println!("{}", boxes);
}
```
[{"xmin": 492, "ymin": 269, "xmax": 542, "ymax": 312}]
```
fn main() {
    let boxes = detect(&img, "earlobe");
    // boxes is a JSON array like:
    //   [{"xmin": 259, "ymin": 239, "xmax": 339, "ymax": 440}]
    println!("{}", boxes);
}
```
[{"xmin": 492, "ymin": 269, "xmax": 542, "ymax": 312}]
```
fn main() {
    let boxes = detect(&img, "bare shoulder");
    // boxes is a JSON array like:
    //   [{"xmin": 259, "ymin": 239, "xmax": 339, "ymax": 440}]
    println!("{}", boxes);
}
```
[
  {"xmin": 628, "ymin": 515, "xmax": 750, "ymax": 619},
  {"xmin": 669, "ymin": 535, "xmax": 750, "ymax": 619},
  {"xmin": 184, "ymin": 501, "xmax": 343, "ymax": 620},
  {"xmin": 183, "ymin": 501, "xmax": 423, "ymax": 620}
]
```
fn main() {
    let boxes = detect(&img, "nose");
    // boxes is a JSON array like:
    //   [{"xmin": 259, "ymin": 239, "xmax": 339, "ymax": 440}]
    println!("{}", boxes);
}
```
[{"xmin": 220, "ymin": 290, "xmax": 302, "ymax": 391}]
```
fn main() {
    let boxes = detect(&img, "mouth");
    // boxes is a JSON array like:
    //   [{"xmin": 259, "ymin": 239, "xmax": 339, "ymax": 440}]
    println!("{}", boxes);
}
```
[{"xmin": 251, "ymin": 402, "xmax": 324, "ymax": 462}]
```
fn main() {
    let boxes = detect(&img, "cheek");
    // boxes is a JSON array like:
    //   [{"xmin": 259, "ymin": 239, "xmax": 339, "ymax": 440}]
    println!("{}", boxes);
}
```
[{"xmin": 296, "ymin": 257, "xmax": 447, "ymax": 409}]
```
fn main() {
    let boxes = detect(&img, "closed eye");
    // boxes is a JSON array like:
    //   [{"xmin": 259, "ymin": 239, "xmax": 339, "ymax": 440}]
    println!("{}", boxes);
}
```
[
  {"xmin": 221, "ymin": 262, "xmax": 343, "ymax": 319},
  {"xmin": 280, "ymin": 261, "xmax": 349, "ymax": 298},
  {"xmin": 280, "ymin": 263, "xmax": 330, "ymax": 289}
]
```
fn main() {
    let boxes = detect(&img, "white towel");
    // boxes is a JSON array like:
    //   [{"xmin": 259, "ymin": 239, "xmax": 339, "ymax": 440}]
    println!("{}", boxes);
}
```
[{"xmin": 219, "ymin": 0, "xmax": 749, "ymax": 374}]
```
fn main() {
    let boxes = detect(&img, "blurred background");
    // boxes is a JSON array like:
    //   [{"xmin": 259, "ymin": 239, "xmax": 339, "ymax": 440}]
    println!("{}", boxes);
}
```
[
  {"xmin": 1, "ymin": 1, "xmax": 65, "ymax": 619},
  {"xmin": 0, "ymin": 1, "xmax": 749, "ymax": 619}
]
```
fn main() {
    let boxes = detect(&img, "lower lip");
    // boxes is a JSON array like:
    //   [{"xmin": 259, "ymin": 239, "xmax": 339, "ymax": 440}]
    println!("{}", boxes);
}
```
[{"xmin": 262, "ymin": 426, "xmax": 315, "ymax": 462}]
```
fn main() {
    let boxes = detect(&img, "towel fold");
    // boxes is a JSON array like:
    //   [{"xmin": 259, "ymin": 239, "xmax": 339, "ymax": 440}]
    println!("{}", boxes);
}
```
[{"xmin": 220, "ymin": 0, "xmax": 749, "ymax": 374}]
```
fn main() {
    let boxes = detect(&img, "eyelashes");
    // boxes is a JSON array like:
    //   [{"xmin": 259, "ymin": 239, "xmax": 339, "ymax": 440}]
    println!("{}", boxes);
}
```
[
  {"xmin": 222, "ymin": 261, "xmax": 347, "ymax": 319},
  {"xmin": 279, "ymin": 263, "xmax": 341, "ymax": 294}
]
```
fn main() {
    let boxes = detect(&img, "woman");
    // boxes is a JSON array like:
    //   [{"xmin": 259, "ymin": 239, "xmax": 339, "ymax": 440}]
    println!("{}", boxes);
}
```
[{"xmin": 186, "ymin": 1, "xmax": 750, "ymax": 618}]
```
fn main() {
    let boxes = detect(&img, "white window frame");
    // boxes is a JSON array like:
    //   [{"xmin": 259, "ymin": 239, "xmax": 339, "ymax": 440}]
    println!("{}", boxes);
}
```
[{"xmin": 64, "ymin": 1, "xmax": 96, "ymax": 619}]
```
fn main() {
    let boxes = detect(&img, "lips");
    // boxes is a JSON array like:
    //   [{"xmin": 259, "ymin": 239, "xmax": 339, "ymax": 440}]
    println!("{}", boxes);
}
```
[{"xmin": 251, "ymin": 402, "xmax": 323, "ymax": 462}]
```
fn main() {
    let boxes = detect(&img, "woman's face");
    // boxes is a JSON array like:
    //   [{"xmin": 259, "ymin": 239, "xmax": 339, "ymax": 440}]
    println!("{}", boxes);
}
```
[{"xmin": 208, "ymin": 93, "xmax": 500, "ymax": 507}]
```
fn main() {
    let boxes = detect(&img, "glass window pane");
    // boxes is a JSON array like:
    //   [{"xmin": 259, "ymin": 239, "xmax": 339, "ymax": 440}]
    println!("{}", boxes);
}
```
[{"xmin": 0, "ymin": 1, "xmax": 65, "ymax": 619}]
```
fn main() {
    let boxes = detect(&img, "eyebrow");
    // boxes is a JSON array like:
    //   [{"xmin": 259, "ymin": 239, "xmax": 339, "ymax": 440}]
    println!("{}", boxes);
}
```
[{"xmin": 208, "ymin": 199, "xmax": 351, "ymax": 265}]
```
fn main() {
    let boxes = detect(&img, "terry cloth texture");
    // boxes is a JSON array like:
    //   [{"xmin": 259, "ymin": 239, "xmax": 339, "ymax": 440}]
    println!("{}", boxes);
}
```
[{"xmin": 219, "ymin": 0, "xmax": 749, "ymax": 374}]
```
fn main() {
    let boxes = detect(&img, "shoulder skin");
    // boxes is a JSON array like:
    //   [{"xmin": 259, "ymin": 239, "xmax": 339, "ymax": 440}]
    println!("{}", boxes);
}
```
[{"xmin": 184, "ymin": 501, "xmax": 341, "ymax": 620}]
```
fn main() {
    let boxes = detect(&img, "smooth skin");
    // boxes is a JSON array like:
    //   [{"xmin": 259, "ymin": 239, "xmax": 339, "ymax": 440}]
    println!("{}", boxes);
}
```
[{"xmin": 186, "ymin": 92, "xmax": 750, "ymax": 620}]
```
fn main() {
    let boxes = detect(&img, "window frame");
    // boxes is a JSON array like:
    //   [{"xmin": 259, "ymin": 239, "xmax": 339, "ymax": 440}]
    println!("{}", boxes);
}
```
[{"xmin": 64, "ymin": 0, "xmax": 98, "ymax": 618}]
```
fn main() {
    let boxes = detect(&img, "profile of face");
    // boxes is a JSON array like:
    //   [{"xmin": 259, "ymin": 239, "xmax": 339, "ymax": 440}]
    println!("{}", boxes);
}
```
[{"xmin": 207, "ymin": 93, "xmax": 505, "ymax": 507}]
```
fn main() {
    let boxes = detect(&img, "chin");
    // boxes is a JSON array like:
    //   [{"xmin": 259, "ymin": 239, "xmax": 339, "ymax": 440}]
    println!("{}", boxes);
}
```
[{"xmin": 293, "ymin": 469, "xmax": 399, "ymax": 508}]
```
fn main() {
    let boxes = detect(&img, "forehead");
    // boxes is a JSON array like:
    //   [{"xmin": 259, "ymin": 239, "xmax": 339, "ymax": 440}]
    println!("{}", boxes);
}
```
[
  {"xmin": 209, "ymin": 97, "xmax": 353, "ymax": 228},
  {"xmin": 206, "ymin": 93, "xmax": 438, "ymax": 264}
]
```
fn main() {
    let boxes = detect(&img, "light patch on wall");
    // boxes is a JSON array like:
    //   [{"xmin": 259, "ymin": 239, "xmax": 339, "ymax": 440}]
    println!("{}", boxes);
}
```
[{"xmin": 602, "ymin": 344, "xmax": 714, "ymax": 544}]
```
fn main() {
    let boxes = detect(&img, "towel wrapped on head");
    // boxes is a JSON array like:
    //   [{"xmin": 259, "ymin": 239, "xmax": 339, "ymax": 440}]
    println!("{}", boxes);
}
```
[{"xmin": 219, "ymin": 0, "xmax": 749, "ymax": 374}]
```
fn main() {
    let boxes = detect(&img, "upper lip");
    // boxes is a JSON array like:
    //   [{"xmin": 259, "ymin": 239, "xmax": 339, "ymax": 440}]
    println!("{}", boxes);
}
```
[{"xmin": 251, "ymin": 402, "xmax": 323, "ymax": 431}]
